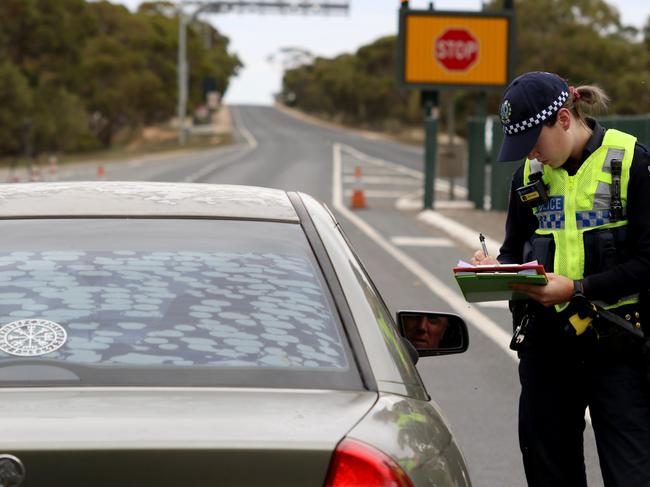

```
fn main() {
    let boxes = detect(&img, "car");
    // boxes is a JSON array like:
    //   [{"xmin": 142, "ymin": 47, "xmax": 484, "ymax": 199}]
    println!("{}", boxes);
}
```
[{"xmin": 0, "ymin": 181, "xmax": 471, "ymax": 487}]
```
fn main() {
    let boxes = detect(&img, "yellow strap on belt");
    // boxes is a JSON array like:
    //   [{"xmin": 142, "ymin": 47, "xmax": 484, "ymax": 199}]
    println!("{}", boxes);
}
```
[{"xmin": 568, "ymin": 313, "xmax": 593, "ymax": 336}]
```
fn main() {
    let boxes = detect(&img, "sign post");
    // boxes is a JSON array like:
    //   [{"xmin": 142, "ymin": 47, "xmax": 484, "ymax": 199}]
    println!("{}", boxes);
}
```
[
  {"xmin": 397, "ymin": 5, "xmax": 513, "ymax": 209},
  {"xmin": 421, "ymin": 91, "xmax": 438, "ymax": 209}
]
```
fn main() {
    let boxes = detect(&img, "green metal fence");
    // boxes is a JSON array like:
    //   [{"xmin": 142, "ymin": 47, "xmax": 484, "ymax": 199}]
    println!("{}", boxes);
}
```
[
  {"xmin": 466, "ymin": 114, "xmax": 650, "ymax": 211},
  {"xmin": 467, "ymin": 117, "xmax": 486, "ymax": 209},
  {"xmin": 599, "ymin": 115, "xmax": 650, "ymax": 146}
]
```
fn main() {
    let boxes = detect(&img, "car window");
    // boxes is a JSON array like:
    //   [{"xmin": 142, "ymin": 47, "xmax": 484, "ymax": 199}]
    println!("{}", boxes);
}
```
[
  {"xmin": 0, "ymin": 219, "xmax": 362, "ymax": 389},
  {"xmin": 335, "ymin": 225, "xmax": 427, "ymax": 397}
]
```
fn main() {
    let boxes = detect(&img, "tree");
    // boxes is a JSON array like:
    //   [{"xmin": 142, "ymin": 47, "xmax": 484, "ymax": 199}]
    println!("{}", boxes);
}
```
[
  {"xmin": 281, "ymin": 0, "xmax": 650, "ymax": 134},
  {"xmin": 0, "ymin": 61, "xmax": 33, "ymax": 156},
  {"xmin": 281, "ymin": 36, "xmax": 418, "ymax": 127},
  {"xmin": 0, "ymin": 0, "xmax": 242, "ymax": 154},
  {"xmin": 486, "ymin": 0, "xmax": 650, "ymax": 114},
  {"xmin": 32, "ymin": 84, "xmax": 100, "ymax": 155},
  {"xmin": 80, "ymin": 1, "xmax": 241, "ymax": 146}
]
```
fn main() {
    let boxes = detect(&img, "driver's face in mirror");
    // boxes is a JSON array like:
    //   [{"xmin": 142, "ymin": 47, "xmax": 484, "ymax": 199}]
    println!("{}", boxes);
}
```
[{"xmin": 403, "ymin": 315, "xmax": 450, "ymax": 349}]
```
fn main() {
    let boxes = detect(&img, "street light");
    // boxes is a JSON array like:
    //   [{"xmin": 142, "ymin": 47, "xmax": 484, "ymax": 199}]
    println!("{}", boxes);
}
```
[
  {"xmin": 177, "ymin": 1, "xmax": 189, "ymax": 145},
  {"xmin": 176, "ymin": 0, "xmax": 349, "ymax": 145}
]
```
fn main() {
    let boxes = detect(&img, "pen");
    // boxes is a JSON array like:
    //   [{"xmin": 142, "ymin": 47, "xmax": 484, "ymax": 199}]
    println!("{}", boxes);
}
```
[{"xmin": 479, "ymin": 233, "xmax": 489, "ymax": 257}]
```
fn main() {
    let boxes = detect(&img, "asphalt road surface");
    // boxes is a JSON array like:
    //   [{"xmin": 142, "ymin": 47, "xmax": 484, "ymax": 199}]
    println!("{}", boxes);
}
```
[{"xmin": 47, "ymin": 105, "xmax": 604, "ymax": 487}]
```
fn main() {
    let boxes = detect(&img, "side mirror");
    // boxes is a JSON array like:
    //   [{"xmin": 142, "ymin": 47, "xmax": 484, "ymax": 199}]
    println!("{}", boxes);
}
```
[{"xmin": 397, "ymin": 311, "xmax": 469, "ymax": 357}]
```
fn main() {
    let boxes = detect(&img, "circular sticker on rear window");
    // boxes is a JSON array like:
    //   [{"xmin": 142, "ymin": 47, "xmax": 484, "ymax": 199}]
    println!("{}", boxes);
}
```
[{"xmin": 0, "ymin": 319, "xmax": 67, "ymax": 357}]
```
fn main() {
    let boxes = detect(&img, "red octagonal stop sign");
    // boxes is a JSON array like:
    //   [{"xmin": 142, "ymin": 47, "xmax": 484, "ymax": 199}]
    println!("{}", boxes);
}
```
[{"xmin": 435, "ymin": 28, "xmax": 479, "ymax": 71}]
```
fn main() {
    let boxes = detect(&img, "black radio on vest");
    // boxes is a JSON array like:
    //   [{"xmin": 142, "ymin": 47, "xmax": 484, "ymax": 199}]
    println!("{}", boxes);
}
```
[
  {"xmin": 610, "ymin": 158, "xmax": 623, "ymax": 222},
  {"xmin": 516, "ymin": 171, "xmax": 550, "ymax": 208}
]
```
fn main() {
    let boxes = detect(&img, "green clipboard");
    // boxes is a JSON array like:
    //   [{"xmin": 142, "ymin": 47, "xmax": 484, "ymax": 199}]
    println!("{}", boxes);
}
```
[{"xmin": 453, "ymin": 264, "xmax": 547, "ymax": 302}]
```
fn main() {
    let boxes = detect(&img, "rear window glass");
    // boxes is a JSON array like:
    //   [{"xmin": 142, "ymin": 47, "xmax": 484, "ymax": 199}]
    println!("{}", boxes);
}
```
[{"xmin": 0, "ymin": 219, "xmax": 362, "ymax": 389}]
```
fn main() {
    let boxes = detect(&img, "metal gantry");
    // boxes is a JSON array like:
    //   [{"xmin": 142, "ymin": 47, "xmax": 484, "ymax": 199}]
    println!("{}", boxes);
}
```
[
  {"xmin": 188, "ymin": 1, "xmax": 349, "ymax": 14},
  {"xmin": 177, "ymin": 0, "xmax": 350, "ymax": 144}
]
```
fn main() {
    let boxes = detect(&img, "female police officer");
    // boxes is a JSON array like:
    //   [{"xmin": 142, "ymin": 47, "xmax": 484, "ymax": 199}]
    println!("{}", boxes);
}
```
[{"xmin": 472, "ymin": 71, "xmax": 650, "ymax": 486}]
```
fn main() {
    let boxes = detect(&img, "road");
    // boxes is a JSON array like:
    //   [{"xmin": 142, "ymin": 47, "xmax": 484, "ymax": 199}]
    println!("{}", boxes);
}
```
[{"xmin": 45, "ymin": 104, "xmax": 604, "ymax": 487}]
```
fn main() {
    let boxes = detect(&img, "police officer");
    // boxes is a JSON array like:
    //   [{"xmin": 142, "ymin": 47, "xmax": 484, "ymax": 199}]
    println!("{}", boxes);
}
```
[{"xmin": 472, "ymin": 71, "xmax": 650, "ymax": 486}]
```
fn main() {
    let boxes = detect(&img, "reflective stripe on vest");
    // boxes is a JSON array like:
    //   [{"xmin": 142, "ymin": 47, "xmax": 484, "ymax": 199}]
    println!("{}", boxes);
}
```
[
  {"xmin": 575, "ymin": 147, "xmax": 627, "ymax": 229},
  {"xmin": 523, "ymin": 129, "xmax": 638, "ymax": 310}
]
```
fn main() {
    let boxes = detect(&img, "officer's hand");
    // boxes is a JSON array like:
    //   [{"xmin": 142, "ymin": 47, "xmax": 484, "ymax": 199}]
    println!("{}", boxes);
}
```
[
  {"xmin": 470, "ymin": 250, "xmax": 499, "ymax": 266},
  {"xmin": 510, "ymin": 273, "xmax": 574, "ymax": 307}
]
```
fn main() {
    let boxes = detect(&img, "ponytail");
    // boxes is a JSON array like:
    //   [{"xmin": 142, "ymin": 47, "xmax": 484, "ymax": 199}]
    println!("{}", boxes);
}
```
[{"xmin": 566, "ymin": 84, "xmax": 610, "ymax": 122}]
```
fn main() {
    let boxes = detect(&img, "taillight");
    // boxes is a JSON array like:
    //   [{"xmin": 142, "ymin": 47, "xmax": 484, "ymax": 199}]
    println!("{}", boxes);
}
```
[{"xmin": 323, "ymin": 438, "xmax": 415, "ymax": 487}]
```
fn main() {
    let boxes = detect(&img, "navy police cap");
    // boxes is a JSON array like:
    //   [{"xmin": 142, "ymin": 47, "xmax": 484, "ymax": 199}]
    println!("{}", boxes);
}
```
[{"xmin": 497, "ymin": 71, "xmax": 569, "ymax": 162}]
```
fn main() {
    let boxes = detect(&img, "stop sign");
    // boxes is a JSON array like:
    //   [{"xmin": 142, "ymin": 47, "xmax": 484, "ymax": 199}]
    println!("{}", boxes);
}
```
[{"xmin": 435, "ymin": 28, "xmax": 479, "ymax": 71}]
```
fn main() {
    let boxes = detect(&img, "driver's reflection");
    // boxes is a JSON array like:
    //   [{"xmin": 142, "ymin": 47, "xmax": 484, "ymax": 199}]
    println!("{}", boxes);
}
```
[{"xmin": 404, "ymin": 315, "xmax": 449, "ymax": 348}]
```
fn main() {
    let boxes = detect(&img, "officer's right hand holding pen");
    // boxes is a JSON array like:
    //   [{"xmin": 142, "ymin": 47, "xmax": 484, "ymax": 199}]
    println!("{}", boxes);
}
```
[
  {"xmin": 470, "ymin": 233, "xmax": 499, "ymax": 266},
  {"xmin": 470, "ymin": 233, "xmax": 574, "ymax": 305}
]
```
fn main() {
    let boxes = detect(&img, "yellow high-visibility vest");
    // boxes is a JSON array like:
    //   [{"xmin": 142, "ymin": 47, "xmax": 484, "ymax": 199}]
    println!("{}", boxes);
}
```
[{"xmin": 523, "ymin": 128, "xmax": 638, "ymax": 310}]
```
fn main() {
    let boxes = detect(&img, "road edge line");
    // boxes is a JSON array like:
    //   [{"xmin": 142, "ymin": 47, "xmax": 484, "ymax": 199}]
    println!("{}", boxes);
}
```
[{"xmin": 231, "ymin": 106, "xmax": 258, "ymax": 149}]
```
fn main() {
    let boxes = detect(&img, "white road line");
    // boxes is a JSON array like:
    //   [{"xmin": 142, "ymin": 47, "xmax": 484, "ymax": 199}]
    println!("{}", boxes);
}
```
[
  {"xmin": 343, "ymin": 189, "xmax": 413, "ymax": 198},
  {"xmin": 418, "ymin": 210, "xmax": 502, "ymax": 256},
  {"xmin": 231, "ymin": 107, "xmax": 258, "ymax": 149},
  {"xmin": 342, "ymin": 175, "xmax": 421, "ymax": 185},
  {"xmin": 184, "ymin": 147, "xmax": 254, "ymax": 182},
  {"xmin": 342, "ymin": 143, "xmax": 499, "ymax": 253},
  {"xmin": 395, "ymin": 195, "xmax": 475, "ymax": 210},
  {"xmin": 434, "ymin": 200, "xmax": 475, "ymax": 209},
  {"xmin": 343, "ymin": 167, "xmax": 408, "ymax": 175},
  {"xmin": 185, "ymin": 107, "xmax": 258, "ymax": 182},
  {"xmin": 390, "ymin": 237, "xmax": 455, "ymax": 247},
  {"xmin": 342, "ymin": 144, "xmax": 467, "ymax": 198},
  {"xmin": 395, "ymin": 191, "xmax": 425, "ymax": 211},
  {"xmin": 343, "ymin": 145, "xmax": 422, "ymax": 178},
  {"xmin": 333, "ymin": 143, "xmax": 516, "ymax": 361},
  {"xmin": 476, "ymin": 301, "xmax": 511, "ymax": 310}
]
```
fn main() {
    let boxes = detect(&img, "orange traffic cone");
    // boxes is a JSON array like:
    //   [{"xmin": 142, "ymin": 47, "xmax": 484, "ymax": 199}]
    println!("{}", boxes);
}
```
[
  {"xmin": 350, "ymin": 165, "xmax": 366, "ymax": 209},
  {"xmin": 97, "ymin": 165, "xmax": 106, "ymax": 180}
]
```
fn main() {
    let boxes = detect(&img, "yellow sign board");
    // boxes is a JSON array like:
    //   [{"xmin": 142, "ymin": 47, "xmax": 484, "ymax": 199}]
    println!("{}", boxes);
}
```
[{"xmin": 399, "ymin": 11, "xmax": 512, "ymax": 88}]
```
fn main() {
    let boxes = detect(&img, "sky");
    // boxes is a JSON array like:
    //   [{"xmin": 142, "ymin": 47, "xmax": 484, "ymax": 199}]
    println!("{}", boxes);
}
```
[{"xmin": 117, "ymin": 0, "xmax": 650, "ymax": 105}]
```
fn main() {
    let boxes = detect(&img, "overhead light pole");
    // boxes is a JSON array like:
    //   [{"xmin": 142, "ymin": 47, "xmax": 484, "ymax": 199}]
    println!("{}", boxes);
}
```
[
  {"xmin": 176, "ymin": 0, "xmax": 349, "ymax": 145},
  {"xmin": 177, "ymin": 1, "xmax": 189, "ymax": 145}
]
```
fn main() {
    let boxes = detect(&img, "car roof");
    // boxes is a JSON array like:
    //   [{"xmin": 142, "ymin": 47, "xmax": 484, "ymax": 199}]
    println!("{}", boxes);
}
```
[{"xmin": 0, "ymin": 182, "xmax": 299, "ymax": 221}]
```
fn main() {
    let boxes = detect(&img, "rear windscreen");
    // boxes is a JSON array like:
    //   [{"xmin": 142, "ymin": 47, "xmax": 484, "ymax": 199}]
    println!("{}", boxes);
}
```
[{"xmin": 0, "ymin": 219, "xmax": 362, "ymax": 389}]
